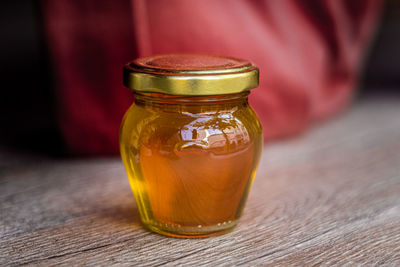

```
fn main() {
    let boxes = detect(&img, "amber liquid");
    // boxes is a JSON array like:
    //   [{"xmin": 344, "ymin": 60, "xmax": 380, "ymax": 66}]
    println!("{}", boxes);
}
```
[{"xmin": 120, "ymin": 93, "xmax": 263, "ymax": 238}]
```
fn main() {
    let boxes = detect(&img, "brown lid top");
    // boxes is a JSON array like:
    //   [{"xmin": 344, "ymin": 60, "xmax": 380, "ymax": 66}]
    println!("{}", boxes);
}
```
[
  {"xmin": 123, "ymin": 54, "xmax": 259, "ymax": 96},
  {"xmin": 132, "ymin": 54, "xmax": 251, "ymax": 72}
]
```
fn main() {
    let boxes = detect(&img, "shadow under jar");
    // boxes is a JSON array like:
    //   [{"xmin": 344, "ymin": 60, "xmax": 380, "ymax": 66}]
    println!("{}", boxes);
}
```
[{"xmin": 120, "ymin": 54, "xmax": 263, "ymax": 238}]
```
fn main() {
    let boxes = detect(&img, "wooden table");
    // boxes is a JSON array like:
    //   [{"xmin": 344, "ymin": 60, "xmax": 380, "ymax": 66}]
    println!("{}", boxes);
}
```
[{"xmin": 1, "ymin": 97, "xmax": 400, "ymax": 266}]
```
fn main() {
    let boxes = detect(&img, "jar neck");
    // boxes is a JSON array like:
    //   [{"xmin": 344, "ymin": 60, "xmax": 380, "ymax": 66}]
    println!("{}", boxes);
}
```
[{"xmin": 134, "ymin": 91, "xmax": 249, "ymax": 113}]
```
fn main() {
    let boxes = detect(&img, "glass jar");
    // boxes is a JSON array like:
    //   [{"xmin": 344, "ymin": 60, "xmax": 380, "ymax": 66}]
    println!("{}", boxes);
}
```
[{"xmin": 120, "ymin": 54, "xmax": 263, "ymax": 238}]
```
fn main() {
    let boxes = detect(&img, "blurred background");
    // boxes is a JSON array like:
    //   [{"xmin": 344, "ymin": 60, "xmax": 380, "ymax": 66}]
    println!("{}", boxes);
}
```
[{"xmin": 0, "ymin": 0, "xmax": 399, "ymax": 157}]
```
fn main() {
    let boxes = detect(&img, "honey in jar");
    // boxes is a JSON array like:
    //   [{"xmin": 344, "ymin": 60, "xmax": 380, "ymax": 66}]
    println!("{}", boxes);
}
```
[{"xmin": 120, "ymin": 54, "xmax": 263, "ymax": 238}]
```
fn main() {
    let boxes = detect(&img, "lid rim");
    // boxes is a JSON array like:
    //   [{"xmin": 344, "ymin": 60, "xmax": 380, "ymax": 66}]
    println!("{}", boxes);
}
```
[{"xmin": 126, "ymin": 62, "xmax": 257, "ymax": 75}]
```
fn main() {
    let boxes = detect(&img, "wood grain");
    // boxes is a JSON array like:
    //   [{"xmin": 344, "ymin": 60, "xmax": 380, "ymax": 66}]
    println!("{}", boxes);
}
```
[{"xmin": 1, "ymin": 97, "xmax": 400, "ymax": 266}]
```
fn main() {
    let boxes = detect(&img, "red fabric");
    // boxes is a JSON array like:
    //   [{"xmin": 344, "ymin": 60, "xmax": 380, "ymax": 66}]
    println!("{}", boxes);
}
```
[
  {"xmin": 43, "ymin": 0, "xmax": 135, "ymax": 155},
  {"xmin": 43, "ymin": 0, "xmax": 382, "ymax": 155}
]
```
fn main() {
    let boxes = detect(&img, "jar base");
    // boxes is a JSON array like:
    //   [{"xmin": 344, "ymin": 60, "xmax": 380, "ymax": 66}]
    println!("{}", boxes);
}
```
[{"xmin": 142, "ymin": 219, "xmax": 238, "ymax": 238}]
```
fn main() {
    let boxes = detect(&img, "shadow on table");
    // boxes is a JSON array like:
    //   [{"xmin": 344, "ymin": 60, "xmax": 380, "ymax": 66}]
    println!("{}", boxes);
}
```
[{"xmin": 93, "ymin": 200, "xmax": 143, "ymax": 231}]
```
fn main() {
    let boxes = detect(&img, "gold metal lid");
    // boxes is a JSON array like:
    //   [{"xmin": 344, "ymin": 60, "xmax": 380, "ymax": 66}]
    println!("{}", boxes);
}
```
[{"xmin": 123, "ymin": 54, "xmax": 259, "ymax": 96}]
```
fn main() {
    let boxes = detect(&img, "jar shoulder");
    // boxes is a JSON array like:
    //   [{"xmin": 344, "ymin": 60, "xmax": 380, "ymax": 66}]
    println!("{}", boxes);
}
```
[{"xmin": 120, "ymin": 103, "xmax": 262, "ymax": 153}]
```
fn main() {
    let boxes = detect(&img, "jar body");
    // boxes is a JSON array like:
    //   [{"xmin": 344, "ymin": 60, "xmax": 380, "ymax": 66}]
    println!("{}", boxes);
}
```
[{"xmin": 120, "ymin": 92, "xmax": 263, "ymax": 238}]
